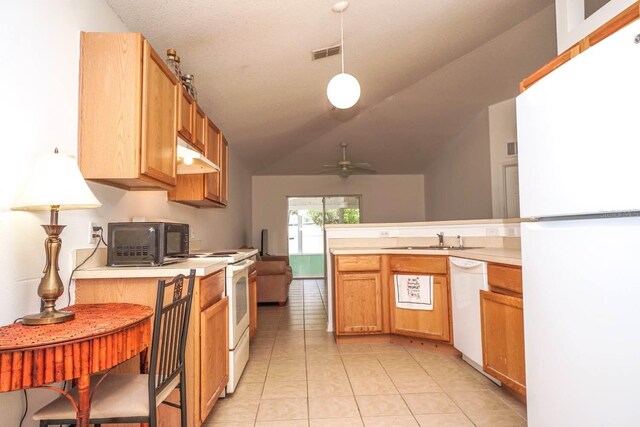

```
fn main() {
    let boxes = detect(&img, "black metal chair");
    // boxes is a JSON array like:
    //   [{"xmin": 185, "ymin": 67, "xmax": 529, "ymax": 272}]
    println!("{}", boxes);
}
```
[{"xmin": 33, "ymin": 269, "xmax": 196, "ymax": 427}]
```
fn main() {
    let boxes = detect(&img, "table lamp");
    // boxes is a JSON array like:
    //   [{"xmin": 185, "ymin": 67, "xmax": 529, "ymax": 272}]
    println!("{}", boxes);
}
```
[{"xmin": 12, "ymin": 148, "xmax": 101, "ymax": 325}]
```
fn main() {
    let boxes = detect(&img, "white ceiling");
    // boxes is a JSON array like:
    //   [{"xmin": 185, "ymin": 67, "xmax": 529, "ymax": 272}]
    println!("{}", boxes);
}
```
[{"xmin": 106, "ymin": 0, "xmax": 556, "ymax": 175}]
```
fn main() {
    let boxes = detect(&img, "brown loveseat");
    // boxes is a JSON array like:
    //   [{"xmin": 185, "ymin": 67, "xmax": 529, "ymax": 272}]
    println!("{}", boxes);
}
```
[{"xmin": 255, "ymin": 255, "xmax": 293, "ymax": 306}]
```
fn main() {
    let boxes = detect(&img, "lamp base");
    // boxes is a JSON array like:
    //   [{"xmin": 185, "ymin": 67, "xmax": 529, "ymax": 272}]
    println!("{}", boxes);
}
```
[{"xmin": 22, "ymin": 309, "xmax": 75, "ymax": 325}]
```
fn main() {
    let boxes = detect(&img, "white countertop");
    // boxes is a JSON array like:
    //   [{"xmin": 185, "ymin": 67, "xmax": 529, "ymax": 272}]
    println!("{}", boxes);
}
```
[
  {"xmin": 330, "ymin": 247, "xmax": 521, "ymax": 266},
  {"xmin": 324, "ymin": 218, "xmax": 526, "ymax": 229},
  {"xmin": 73, "ymin": 258, "xmax": 228, "ymax": 279}
]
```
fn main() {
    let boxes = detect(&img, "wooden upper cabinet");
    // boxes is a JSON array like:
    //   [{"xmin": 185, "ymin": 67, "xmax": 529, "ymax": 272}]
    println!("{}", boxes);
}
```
[
  {"xmin": 140, "ymin": 42, "xmax": 178, "ymax": 187},
  {"xmin": 337, "ymin": 255, "xmax": 381, "ymax": 272},
  {"xmin": 78, "ymin": 32, "xmax": 178, "ymax": 190},
  {"xmin": 487, "ymin": 263, "xmax": 523, "ymax": 295},
  {"xmin": 178, "ymin": 89, "xmax": 195, "ymax": 144},
  {"xmin": 193, "ymin": 105, "xmax": 207, "ymax": 154},
  {"xmin": 220, "ymin": 136, "xmax": 229, "ymax": 206}
]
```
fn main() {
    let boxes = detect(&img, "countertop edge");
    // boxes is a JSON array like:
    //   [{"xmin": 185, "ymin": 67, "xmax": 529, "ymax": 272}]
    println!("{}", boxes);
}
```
[
  {"xmin": 73, "ymin": 259, "xmax": 229, "ymax": 279},
  {"xmin": 329, "ymin": 248, "xmax": 521, "ymax": 266}
]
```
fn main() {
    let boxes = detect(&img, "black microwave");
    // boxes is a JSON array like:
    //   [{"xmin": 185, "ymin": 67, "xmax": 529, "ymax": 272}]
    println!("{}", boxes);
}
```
[{"xmin": 107, "ymin": 222, "xmax": 190, "ymax": 266}]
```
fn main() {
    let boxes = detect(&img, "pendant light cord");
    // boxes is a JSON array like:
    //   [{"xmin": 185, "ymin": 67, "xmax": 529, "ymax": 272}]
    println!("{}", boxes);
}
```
[{"xmin": 341, "ymin": 9, "xmax": 345, "ymax": 74}]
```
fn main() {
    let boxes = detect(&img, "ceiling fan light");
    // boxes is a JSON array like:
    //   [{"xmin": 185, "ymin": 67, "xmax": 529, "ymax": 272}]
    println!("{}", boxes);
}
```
[{"xmin": 327, "ymin": 73, "xmax": 361, "ymax": 109}]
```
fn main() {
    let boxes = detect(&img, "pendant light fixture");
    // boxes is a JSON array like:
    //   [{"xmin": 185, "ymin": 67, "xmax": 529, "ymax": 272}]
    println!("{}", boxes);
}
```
[{"xmin": 327, "ymin": 1, "xmax": 361, "ymax": 109}]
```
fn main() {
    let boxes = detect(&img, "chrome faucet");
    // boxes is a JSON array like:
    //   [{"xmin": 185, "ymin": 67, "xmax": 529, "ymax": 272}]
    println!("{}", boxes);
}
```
[
  {"xmin": 436, "ymin": 232, "xmax": 445, "ymax": 247},
  {"xmin": 457, "ymin": 235, "xmax": 464, "ymax": 248}
]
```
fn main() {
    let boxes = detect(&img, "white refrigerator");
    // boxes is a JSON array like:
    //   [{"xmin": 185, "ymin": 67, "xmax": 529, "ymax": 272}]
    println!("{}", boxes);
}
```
[{"xmin": 517, "ymin": 18, "xmax": 640, "ymax": 427}]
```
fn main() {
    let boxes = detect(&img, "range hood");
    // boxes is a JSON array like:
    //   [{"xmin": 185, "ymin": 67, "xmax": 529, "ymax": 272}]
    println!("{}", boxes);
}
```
[{"xmin": 176, "ymin": 138, "xmax": 219, "ymax": 174}]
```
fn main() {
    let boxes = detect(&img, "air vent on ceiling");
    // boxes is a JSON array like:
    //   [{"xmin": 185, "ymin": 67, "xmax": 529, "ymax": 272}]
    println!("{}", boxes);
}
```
[{"xmin": 312, "ymin": 44, "xmax": 341, "ymax": 61}]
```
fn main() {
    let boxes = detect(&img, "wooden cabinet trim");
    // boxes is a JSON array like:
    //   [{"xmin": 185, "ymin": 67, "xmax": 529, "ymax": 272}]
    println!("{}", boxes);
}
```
[
  {"xmin": 193, "ymin": 104, "xmax": 207, "ymax": 154},
  {"xmin": 586, "ymin": 2, "xmax": 640, "ymax": 48},
  {"xmin": 200, "ymin": 270, "xmax": 225, "ymax": 310},
  {"xmin": 219, "ymin": 136, "xmax": 229, "ymax": 206},
  {"xmin": 520, "ymin": 44, "xmax": 580, "ymax": 92},
  {"xmin": 520, "ymin": 1, "xmax": 640, "ymax": 92},
  {"xmin": 487, "ymin": 263, "xmax": 522, "ymax": 295},
  {"xmin": 336, "ymin": 255, "xmax": 381, "ymax": 272},
  {"xmin": 389, "ymin": 255, "xmax": 447, "ymax": 275}
]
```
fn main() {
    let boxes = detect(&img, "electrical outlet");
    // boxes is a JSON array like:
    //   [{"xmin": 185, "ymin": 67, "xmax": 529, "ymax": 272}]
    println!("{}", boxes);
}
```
[
  {"xmin": 486, "ymin": 227, "xmax": 499, "ymax": 237},
  {"xmin": 89, "ymin": 221, "xmax": 103, "ymax": 245},
  {"xmin": 379, "ymin": 231, "xmax": 390, "ymax": 237}
]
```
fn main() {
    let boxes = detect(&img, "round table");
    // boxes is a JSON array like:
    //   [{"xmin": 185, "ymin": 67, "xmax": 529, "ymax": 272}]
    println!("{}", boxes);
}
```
[{"xmin": 0, "ymin": 303, "xmax": 153, "ymax": 427}]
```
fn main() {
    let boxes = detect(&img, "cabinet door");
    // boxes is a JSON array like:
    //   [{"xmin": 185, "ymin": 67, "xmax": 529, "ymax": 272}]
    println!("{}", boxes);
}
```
[
  {"xmin": 178, "ymin": 89, "xmax": 195, "ymax": 144},
  {"xmin": 219, "ymin": 136, "xmax": 229, "ymax": 206},
  {"xmin": 193, "ymin": 104, "xmax": 206, "ymax": 153},
  {"xmin": 336, "ymin": 272, "xmax": 383, "ymax": 334},
  {"xmin": 200, "ymin": 297, "xmax": 229, "ymax": 422},
  {"xmin": 390, "ymin": 275, "xmax": 450, "ymax": 342},
  {"xmin": 480, "ymin": 290, "xmax": 526, "ymax": 395},
  {"xmin": 205, "ymin": 119, "xmax": 222, "ymax": 202},
  {"xmin": 141, "ymin": 40, "xmax": 177, "ymax": 187}
]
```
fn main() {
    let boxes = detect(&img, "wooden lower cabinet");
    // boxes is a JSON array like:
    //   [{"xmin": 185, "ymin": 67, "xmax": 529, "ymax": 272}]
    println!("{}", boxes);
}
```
[
  {"xmin": 335, "ymin": 272, "xmax": 384, "ymax": 334},
  {"xmin": 75, "ymin": 269, "xmax": 227, "ymax": 427},
  {"xmin": 200, "ymin": 297, "xmax": 228, "ymax": 422},
  {"xmin": 388, "ymin": 255, "xmax": 451, "ymax": 343},
  {"xmin": 480, "ymin": 290, "xmax": 526, "ymax": 395},
  {"xmin": 249, "ymin": 270, "xmax": 258, "ymax": 338},
  {"xmin": 390, "ymin": 275, "xmax": 451, "ymax": 342}
]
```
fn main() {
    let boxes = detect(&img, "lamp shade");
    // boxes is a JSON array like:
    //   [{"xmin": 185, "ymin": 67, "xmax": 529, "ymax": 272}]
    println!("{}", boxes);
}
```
[
  {"xmin": 327, "ymin": 73, "xmax": 361, "ymax": 109},
  {"xmin": 12, "ymin": 150, "xmax": 101, "ymax": 211}
]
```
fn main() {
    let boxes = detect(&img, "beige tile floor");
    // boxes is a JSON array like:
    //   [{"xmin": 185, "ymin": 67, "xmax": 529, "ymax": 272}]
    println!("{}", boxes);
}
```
[{"xmin": 204, "ymin": 279, "xmax": 527, "ymax": 427}]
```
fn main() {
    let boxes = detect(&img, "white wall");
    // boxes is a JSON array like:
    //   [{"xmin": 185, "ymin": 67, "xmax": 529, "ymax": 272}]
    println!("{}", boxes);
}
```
[
  {"xmin": 423, "ymin": 110, "xmax": 493, "ymax": 221},
  {"xmin": 0, "ymin": 2, "xmax": 251, "ymax": 424},
  {"xmin": 555, "ymin": 0, "xmax": 636, "ymax": 52},
  {"xmin": 489, "ymin": 98, "xmax": 518, "ymax": 218},
  {"xmin": 252, "ymin": 175, "xmax": 425, "ymax": 256}
]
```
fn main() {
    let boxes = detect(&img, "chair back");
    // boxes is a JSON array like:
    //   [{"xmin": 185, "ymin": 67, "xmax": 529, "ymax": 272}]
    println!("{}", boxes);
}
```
[{"xmin": 148, "ymin": 269, "xmax": 196, "ymax": 401}]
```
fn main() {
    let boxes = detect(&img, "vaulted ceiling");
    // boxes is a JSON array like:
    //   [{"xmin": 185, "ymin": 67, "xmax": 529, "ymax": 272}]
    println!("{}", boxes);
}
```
[{"xmin": 106, "ymin": 0, "xmax": 556, "ymax": 175}]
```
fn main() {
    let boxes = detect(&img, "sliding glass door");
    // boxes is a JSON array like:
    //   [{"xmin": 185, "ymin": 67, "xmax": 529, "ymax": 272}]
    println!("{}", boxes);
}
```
[{"xmin": 287, "ymin": 195, "xmax": 361, "ymax": 278}]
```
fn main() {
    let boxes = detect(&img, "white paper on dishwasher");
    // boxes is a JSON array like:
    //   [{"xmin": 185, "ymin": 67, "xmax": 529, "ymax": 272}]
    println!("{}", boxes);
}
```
[{"xmin": 394, "ymin": 274, "xmax": 434, "ymax": 310}]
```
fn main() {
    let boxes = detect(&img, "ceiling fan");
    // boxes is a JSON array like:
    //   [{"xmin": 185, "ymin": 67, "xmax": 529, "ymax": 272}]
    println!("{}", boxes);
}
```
[{"xmin": 321, "ymin": 142, "xmax": 376, "ymax": 178}]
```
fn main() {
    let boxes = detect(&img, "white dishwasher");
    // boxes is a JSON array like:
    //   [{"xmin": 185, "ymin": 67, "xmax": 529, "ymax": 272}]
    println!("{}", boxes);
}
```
[{"xmin": 450, "ymin": 257, "xmax": 491, "ymax": 374}]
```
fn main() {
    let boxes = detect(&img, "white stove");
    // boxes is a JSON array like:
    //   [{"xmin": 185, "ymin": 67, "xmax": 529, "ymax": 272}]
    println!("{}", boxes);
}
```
[
  {"xmin": 194, "ymin": 248, "xmax": 257, "ymax": 393},
  {"xmin": 189, "ymin": 248, "xmax": 257, "ymax": 264}
]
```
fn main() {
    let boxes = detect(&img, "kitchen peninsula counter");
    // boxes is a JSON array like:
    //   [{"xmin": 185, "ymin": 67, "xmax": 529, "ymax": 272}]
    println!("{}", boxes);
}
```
[
  {"xmin": 330, "ymin": 247, "xmax": 521, "ymax": 266},
  {"xmin": 73, "ymin": 257, "xmax": 228, "ymax": 279}
]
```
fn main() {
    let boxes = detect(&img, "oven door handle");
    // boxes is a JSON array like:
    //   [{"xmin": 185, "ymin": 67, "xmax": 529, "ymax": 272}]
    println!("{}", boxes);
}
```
[{"xmin": 228, "ymin": 259, "xmax": 255, "ymax": 272}]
